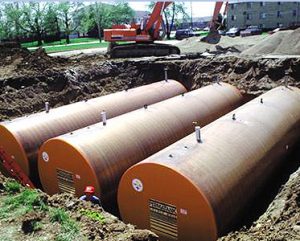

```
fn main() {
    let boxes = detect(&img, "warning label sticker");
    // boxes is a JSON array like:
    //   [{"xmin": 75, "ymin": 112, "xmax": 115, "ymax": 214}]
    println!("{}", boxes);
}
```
[{"xmin": 149, "ymin": 199, "xmax": 178, "ymax": 240}]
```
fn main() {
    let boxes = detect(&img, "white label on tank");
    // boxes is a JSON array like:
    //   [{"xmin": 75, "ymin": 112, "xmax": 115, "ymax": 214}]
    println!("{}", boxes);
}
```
[
  {"xmin": 132, "ymin": 178, "xmax": 143, "ymax": 192},
  {"xmin": 42, "ymin": 152, "xmax": 49, "ymax": 162},
  {"xmin": 180, "ymin": 208, "xmax": 188, "ymax": 215},
  {"xmin": 75, "ymin": 174, "xmax": 81, "ymax": 180}
]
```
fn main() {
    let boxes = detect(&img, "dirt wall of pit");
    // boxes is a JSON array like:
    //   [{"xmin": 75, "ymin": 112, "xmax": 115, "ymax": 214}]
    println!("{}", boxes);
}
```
[{"xmin": 1, "ymin": 54, "xmax": 300, "ymax": 121}]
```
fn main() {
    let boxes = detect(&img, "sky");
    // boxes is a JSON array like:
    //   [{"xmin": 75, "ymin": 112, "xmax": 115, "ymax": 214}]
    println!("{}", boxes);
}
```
[{"xmin": 128, "ymin": 2, "xmax": 215, "ymax": 17}]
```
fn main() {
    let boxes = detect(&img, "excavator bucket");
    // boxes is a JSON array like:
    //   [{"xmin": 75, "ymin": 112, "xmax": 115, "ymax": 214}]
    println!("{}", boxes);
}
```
[
  {"xmin": 200, "ymin": 29, "xmax": 221, "ymax": 44},
  {"xmin": 200, "ymin": 2, "xmax": 225, "ymax": 44}
]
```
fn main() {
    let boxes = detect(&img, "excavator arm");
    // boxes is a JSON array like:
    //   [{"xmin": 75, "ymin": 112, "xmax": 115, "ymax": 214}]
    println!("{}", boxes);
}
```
[
  {"xmin": 201, "ymin": 1, "xmax": 228, "ymax": 44},
  {"xmin": 145, "ymin": 1, "xmax": 172, "ymax": 39}
]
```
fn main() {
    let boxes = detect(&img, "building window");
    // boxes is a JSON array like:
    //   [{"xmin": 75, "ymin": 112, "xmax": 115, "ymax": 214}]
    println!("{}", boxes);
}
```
[
  {"xmin": 278, "ymin": 2, "xmax": 281, "ymax": 5},
  {"xmin": 260, "ymin": 2, "xmax": 266, "ymax": 6},
  {"xmin": 247, "ymin": 2, "xmax": 252, "ymax": 8},
  {"xmin": 231, "ymin": 3, "xmax": 237, "ymax": 10},
  {"xmin": 231, "ymin": 15, "xmax": 236, "ymax": 21},
  {"xmin": 277, "ymin": 23, "xmax": 283, "ymax": 27},
  {"xmin": 293, "ymin": 10, "xmax": 297, "ymax": 17},
  {"xmin": 247, "ymin": 13, "xmax": 252, "ymax": 20},
  {"xmin": 259, "ymin": 23, "xmax": 265, "ymax": 29},
  {"xmin": 277, "ymin": 11, "xmax": 282, "ymax": 18},
  {"xmin": 260, "ymin": 12, "xmax": 267, "ymax": 19}
]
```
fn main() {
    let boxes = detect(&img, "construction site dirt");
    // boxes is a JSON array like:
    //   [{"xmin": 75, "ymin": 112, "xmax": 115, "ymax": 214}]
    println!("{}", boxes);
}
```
[
  {"xmin": 1, "ymin": 46, "xmax": 299, "ymax": 121},
  {"xmin": 0, "ymin": 43, "xmax": 300, "ymax": 240}
]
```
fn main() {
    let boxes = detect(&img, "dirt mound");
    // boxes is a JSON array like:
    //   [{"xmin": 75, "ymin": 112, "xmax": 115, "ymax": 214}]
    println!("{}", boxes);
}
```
[
  {"xmin": 242, "ymin": 28, "xmax": 300, "ymax": 56},
  {"xmin": 0, "ymin": 45, "xmax": 30, "ymax": 66},
  {"xmin": 273, "ymin": 28, "xmax": 300, "ymax": 55},
  {"xmin": 0, "ymin": 46, "xmax": 70, "ymax": 79},
  {"xmin": 0, "ymin": 173, "xmax": 158, "ymax": 241},
  {"xmin": 175, "ymin": 35, "xmax": 268, "ymax": 54},
  {"xmin": 17, "ymin": 47, "xmax": 68, "ymax": 71}
]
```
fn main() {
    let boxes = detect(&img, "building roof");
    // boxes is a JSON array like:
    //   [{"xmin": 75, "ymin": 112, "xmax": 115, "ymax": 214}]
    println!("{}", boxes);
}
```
[{"xmin": 134, "ymin": 10, "xmax": 149, "ymax": 19}]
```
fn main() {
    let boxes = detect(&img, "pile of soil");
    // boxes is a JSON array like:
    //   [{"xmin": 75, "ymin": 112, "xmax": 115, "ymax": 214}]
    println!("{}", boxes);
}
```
[
  {"xmin": 0, "ymin": 45, "xmax": 31, "ymax": 66},
  {"xmin": 0, "ymin": 46, "xmax": 69, "ymax": 79},
  {"xmin": 0, "ymin": 173, "xmax": 158, "ymax": 241},
  {"xmin": 175, "ymin": 35, "xmax": 268, "ymax": 54},
  {"xmin": 17, "ymin": 47, "xmax": 68, "ymax": 71},
  {"xmin": 242, "ymin": 28, "xmax": 300, "ymax": 56}
]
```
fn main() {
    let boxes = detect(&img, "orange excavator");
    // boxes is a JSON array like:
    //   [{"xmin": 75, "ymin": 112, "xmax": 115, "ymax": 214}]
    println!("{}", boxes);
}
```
[
  {"xmin": 104, "ymin": 1, "xmax": 180, "ymax": 58},
  {"xmin": 201, "ymin": 1, "xmax": 228, "ymax": 44}
]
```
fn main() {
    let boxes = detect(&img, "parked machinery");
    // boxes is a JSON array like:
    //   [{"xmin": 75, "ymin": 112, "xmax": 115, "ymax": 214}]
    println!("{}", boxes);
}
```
[
  {"xmin": 118, "ymin": 86, "xmax": 300, "ymax": 241},
  {"xmin": 0, "ymin": 80, "xmax": 186, "ymax": 182},
  {"xmin": 38, "ymin": 83, "xmax": 243, "ymax": 210},
  {"xmin": 104, "ymin": 1, "xmax": 180, "ymax": 58}
]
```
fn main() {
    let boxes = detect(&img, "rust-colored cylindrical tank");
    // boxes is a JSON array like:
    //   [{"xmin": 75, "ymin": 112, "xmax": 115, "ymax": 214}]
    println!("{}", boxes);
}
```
[
  {"xmin": 38, "ymin": 83, "xmax": 243, "ymax": 209},
  {"xmin": 0, "ymin": 80, "xmax": 186, "ymax": 181},
  {"xmin": 118, "ymin": 86, "xmax": 300, "ymax": 241}
]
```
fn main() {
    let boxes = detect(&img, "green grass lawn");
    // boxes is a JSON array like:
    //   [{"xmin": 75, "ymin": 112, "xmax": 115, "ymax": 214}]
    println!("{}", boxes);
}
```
[
  {"xmin": 43, "ymin": 42, "xmax": 108, "ymax": 53},
  {"xmin": 22, "ymin": 41, "xmax": 108, "ymax": 53},
  {"xmin": 21, "ymin": 37, "xmax": 99, "ymax": 48}
]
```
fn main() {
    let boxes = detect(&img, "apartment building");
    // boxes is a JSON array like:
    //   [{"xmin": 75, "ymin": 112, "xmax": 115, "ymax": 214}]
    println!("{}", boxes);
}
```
[{"xmin": 227, "ymin": 2, "xmax": 300, "ymax": 29}]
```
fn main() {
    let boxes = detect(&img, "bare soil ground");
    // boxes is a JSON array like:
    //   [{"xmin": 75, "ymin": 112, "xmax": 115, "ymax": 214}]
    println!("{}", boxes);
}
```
[
  {"xmin": 1, "ymin": 45, "xmax": 299, "ymax": 121},
  {"xmin": 0, "ymin": 40, "xmax": 300, "ymax": 240}
]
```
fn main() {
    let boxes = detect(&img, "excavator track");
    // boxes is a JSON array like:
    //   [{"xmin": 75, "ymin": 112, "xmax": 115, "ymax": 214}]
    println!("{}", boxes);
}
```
[{"xmin": 108, "ymin": 43, "xmax": 180, "ymax": 58}]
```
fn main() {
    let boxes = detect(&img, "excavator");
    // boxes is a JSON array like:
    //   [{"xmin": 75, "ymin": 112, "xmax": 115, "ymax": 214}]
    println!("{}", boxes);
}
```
[
  {"xmin": 104, "ymin": 1, "xmax": 228, "ymax": 58},
  {"xmin": 104, "ymin": 1, "xmax": 180, "ymax": 58}
]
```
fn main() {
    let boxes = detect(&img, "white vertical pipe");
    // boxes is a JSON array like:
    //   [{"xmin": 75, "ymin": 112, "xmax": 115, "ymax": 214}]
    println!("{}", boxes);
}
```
[
  {"xmin": 45, "ymin": 102, "xmax": 50, "ymax": 113},
  {"xmin": 195, "ymin": 126, "xmax": 201, "ymax": 143},
  {"xmin": 101, "ymin": 111, "xmax": 107, "ymax": 126}
]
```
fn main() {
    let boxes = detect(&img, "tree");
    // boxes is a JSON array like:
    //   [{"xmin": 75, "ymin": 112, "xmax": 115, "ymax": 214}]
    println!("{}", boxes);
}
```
[
  {"xmin": 91, "ymin": 3, "xmax": 111, "ymax": 42},
  {"xmin": 19, "ymin": 2, "xmax": 48, "ymax": 46},
  {"xmin": 0, "ymin": 3, "xmax": 59, "ymax": 44},
  {"xmin": 110, "ymin": 3, "xmax": 134, "ymax": 25},
  {"xmin": 79, "ymin": 2, "xmax": 134, "ymax": 43},
  {"xmin": 57, "ymin": 2, "xmax": 82, "ymax": 44},
  {"xmin": 1, "ymin": 3, "xmax": 23, "ymax": 40},
  {"xmin": 44, "ymin": 4, "xmax": 60, "ymax": 36},
  {"xmin": 0, "ymin": 6, "xmax": 13, "ymax": 40}
]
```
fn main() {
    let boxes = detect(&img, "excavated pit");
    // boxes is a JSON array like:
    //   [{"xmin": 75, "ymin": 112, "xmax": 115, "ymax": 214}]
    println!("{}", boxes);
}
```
[
  {"xmin": 1, "ymin": 50, "xmax": 299, "ymax": 121},
  {"xmin": 0, "ymin": 48, "xmax": 300, "ymax": 240}
]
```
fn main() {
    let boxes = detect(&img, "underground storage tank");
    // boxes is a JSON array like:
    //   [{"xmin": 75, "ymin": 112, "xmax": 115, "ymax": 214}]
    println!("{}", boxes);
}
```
[
  {"xmin": 38, "ymin": 82, "xmax": 243, "ymax": 210},
  {"xmin": 118, "ymin": 86, "xmax": 300, "ymax": 241},
  {"xmin": 0, "ymin": 80, "xmax": 186, "ymax": 181}
]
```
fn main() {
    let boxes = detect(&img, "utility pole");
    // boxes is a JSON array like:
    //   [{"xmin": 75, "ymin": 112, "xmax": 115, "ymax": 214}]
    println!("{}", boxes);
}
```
[
  {"xmin": 297, "ymin": 2, "xmax": 300, "ymax": 25},
  {"xmin": 190, "ymin": 1, "xmax": 193, "ymax": 28}
]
